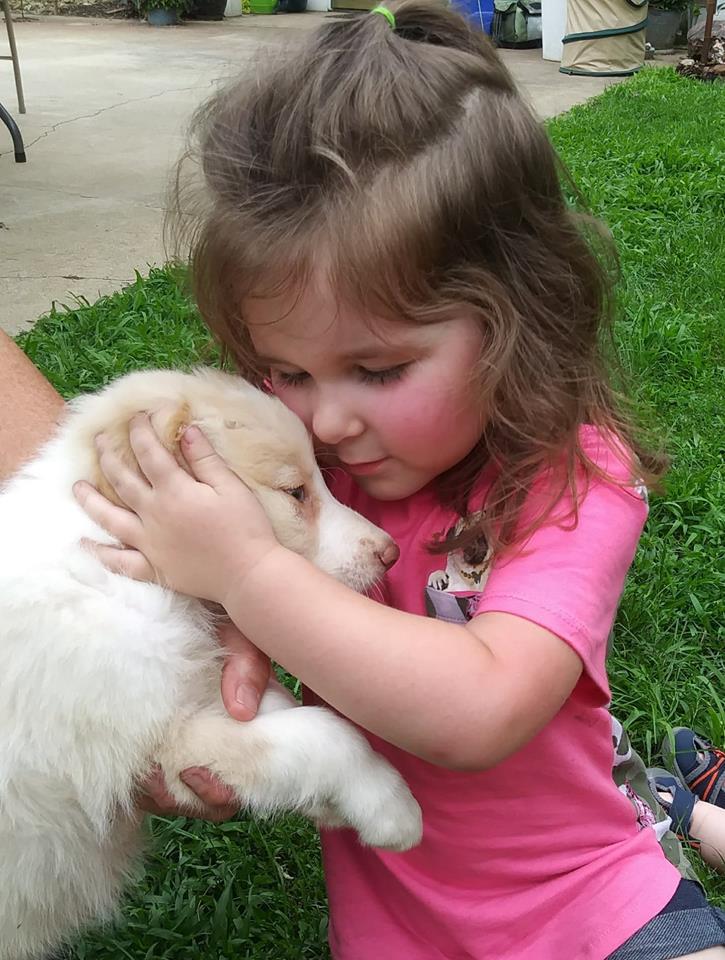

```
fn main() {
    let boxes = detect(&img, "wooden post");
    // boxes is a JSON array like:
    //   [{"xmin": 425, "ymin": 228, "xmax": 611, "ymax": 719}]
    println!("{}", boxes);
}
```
[{"xmin": 701, "ymin": 0, "xmax": 717, "ymax": 65}]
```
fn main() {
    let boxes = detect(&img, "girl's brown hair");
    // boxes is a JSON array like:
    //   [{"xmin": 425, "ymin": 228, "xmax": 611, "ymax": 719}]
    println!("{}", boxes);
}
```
[{"xmin": 170, "ymin": 0, "xmax": 664, "ymax": 559}]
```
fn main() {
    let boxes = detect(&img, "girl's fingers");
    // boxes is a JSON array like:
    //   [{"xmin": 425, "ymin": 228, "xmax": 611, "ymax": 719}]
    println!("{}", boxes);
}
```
[
  {"xmin": 73, "ymin": 480, "xmax": 144, "ymax": 546},
  {"xmin": 80, "ymin": 539, "xmax": 158, "ymax": 583},
  {"xmin": 127, "ymin": 413, "xmax": 184, "ymax": 488},
  {"xmin": 180, "ymin": 426, "xmax": 237, "ymax": 492},
  {"xmin": 217, "ymin": 621, "xmax": 271, "ymax": 721},
  {"xmin": 95, "ymin": 433, "xmax": 151, "ymax": 510}
]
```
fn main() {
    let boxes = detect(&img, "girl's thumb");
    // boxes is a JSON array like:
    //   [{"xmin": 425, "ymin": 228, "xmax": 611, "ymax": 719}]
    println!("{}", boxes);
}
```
[{"xmin": 180, "ymin": 425, "xmax": 232, "ymax": 489}]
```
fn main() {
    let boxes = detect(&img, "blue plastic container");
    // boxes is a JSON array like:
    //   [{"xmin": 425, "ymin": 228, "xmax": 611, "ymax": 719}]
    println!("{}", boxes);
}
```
[
  {"xmin": 455, "ymin": 0, "xmax": 494, "ymax": 34},
  {"xmin": 147, "ymin": 6, "xmax": 178, "ymax": 23}
]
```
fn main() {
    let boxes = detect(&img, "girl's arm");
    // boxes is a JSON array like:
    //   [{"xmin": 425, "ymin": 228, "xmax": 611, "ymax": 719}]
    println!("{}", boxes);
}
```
[
  {"xmin": 225, "ymin": 550, "xmax": 583, "ymax": 770},
  {"xmin": 77, "ymin": 417, "xmax": 583, "ymax": 772}
]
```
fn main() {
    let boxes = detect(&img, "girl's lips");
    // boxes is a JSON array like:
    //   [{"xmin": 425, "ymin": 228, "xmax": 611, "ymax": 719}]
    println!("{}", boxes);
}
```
[{"xmin": 341, "ymin": 458, "xmax": 388, "ymax": 476}]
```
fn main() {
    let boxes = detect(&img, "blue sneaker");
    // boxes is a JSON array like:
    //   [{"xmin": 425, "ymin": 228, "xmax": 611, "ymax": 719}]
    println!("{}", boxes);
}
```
[{"xmin": 662, "ymin": 728, "xmax": 725, "ymax": 809}]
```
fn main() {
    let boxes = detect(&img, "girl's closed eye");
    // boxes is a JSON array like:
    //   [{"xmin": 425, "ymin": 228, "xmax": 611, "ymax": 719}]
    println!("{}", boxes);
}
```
[
  {"xmin": 274, "ymin": 370, "xmax": 310, "ymax": 388},
  {"xmin": 272, "ymin": 364, "xmax": 411, "ymax": 388},
  {"xmin": 358, "ymin": 363, "xmax": 411, "ymax": 386}
]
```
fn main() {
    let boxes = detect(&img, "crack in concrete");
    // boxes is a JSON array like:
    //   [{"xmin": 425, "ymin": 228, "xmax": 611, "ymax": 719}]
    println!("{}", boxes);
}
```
[
  {"xmin": 0, "ymin": 78, "xmax": 220, "ymax": 157},
  {"xmin": 0, "ymin": 274, "xmax": 130, "ymax": 282},
  {"xmin": 0, "ymin": 181, "xmax": 166, "ymax": 209}
]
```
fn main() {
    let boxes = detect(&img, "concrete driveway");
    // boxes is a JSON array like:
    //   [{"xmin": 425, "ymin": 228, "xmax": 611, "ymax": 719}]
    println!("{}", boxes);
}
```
[{"xmin": 0, "ymin": 14, "xmax": 620, "ymax": 334}]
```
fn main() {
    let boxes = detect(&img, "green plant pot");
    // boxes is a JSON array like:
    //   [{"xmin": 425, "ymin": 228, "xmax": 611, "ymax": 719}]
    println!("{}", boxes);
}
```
[
  {"xmin": 646, "ymin": 7, "xmax": 682, "ymax": 49},
  {"xmin": 249, "ymin": 0, "xmax": 277, "ymax": 12},
  {"xmin": 147, "ymin": 6, "xmax": 179, "ymax": 22}
]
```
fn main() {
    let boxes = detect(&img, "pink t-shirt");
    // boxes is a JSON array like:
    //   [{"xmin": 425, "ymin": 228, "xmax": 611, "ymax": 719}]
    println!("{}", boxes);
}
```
[{"xmin": 310, "ymin": 427, "xmax": 680, "ymax": 960}]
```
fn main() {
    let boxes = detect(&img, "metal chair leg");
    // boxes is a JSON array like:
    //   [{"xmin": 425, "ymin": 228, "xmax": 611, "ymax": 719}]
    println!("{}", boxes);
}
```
[
  {"xmin": 0, "ymin": 100, "xmax": 26, "ymax": 161},
  {"xmin": 1, "ymin": 0, "xmax": 25, "ymax": 115}
]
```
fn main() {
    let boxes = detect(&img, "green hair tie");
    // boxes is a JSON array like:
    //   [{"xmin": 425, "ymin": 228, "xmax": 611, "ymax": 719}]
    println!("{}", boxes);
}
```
[{"xmin": 370, "ymin": 4, "xmax": 396, "ymax": 29}]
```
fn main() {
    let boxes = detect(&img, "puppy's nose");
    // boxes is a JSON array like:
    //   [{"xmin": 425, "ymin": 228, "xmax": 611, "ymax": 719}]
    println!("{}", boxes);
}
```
[{"xmin": 377, "ymin": 541, "xmax": 400, "ymax": 571}]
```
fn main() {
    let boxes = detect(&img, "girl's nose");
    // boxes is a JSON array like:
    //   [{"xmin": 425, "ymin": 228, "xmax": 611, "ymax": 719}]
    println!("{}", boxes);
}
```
[{"xmin": 312, "ymin": 393, "xmax": 364, "ymax": 446}]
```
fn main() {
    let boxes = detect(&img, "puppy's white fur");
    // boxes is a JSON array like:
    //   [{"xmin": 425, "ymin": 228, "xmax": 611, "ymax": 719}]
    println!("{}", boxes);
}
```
[{"xmin": 0, "ymin": 368, "xmax": 422, "ymax": 960}]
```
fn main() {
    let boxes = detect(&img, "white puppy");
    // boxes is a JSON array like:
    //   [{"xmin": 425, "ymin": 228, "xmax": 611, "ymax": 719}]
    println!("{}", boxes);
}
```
[{"xmin": 0, "ymin": 368, "xmax": 422, "ymax": 960}]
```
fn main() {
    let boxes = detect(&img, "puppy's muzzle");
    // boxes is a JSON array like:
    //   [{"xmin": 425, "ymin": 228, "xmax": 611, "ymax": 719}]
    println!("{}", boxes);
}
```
[{"xmin": 378, "ymin": 541, "xmax": 400, "ymax": 571}]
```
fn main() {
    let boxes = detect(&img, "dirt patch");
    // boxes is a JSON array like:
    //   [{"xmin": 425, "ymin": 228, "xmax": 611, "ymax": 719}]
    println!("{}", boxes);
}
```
[
  {"xmin": 677, "ymin": 19, "xmax": 725, "ymax": 81},
  {"xmin": 8, "ymin": 0, "xmax": 134, "ymax": 17}
]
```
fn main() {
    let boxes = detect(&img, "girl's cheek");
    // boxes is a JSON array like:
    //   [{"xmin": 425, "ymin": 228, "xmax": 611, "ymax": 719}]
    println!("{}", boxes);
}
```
[
  {"xmin": 273, "ymin": 387, "xmax": 314, "ymax": 432},
  {"xmin": 385, "ymin": 393, "xmax": 428, "ymax": 432},
  {"xmin": 391, "ymin": 379, "xmax": 477, "ymax": 441}
]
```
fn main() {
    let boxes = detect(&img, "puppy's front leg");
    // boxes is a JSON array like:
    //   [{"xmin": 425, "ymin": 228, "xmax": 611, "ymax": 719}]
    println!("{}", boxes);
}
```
[{"xmin": 156, "ymin": 705, "xmax": 422, "ymax": 852}]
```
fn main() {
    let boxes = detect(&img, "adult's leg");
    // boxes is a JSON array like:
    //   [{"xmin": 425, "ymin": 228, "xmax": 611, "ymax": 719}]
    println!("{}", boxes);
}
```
[{"xmin": 672, "ymin": 949, "xmax": 725, "ymax": 959}]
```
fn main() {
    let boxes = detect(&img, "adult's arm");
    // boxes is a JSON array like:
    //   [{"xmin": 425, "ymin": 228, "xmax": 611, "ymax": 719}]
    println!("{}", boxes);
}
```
[{"xmin": 0, "ymin": 330, "xmax": 65, "ymax": 481}]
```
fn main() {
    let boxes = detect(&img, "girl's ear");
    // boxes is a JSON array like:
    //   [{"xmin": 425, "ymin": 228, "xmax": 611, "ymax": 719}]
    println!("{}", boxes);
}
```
[{"xmin": 91, "ymin": 402, "xmax": 191, "ymax": 508}]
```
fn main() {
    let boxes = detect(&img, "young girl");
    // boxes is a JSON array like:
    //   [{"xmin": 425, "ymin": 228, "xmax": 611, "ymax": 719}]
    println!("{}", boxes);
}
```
[{"xmin": 71, "ymin": 3, "xmax": 725, "ymax": 958}]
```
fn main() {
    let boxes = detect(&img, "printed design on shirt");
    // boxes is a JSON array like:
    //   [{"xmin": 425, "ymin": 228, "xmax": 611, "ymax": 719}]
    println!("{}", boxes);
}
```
[
  {"xmin": 611, "ymin": 715, "xmax": 633, "ymax": 767},
  {"xmin": 619, "ymin": 781, "xmax": 660, "ymax": 832},
  {"xmin": 424, "ymin": 513, "xmax": 491, "ymax": 624},
  {"xmin": 634, "ymin": 478, "xmax": 649, "ymax": 504}
]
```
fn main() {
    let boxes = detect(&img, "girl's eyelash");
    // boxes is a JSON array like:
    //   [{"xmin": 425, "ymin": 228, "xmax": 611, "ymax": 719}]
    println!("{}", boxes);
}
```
[
  {"xmin": 273, "ymin": 364, "xmax": 410, "ymax": 387},
  {"xmin": 275, "ymin": 370, "xmax": 310, "ymax": 387},
  {"xmin": 358, "ymin": 364, "xmax": 410, "ymax": 385}
]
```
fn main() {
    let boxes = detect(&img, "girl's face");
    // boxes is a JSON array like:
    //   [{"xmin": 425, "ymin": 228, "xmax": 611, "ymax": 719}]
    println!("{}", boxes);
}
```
[{"xmin": 245, "ymin": 272, "xmax": 484, "ymax": 501}]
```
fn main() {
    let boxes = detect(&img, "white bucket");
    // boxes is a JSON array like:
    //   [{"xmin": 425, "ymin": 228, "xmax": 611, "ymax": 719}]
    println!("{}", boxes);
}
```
[
  {"xmin": 306, "ymin": 0, "xmax": 331, "ymax": 9},
  {"xmin": 225, "ymin": 0, "xmax": 243, "ymax": 15},
  {"xmin": 542, "ymin": 0, "xmax": 567, "ymax": 60}
]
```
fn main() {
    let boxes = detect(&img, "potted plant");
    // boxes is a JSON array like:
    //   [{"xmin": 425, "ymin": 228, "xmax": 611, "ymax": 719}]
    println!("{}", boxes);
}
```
[
  {"xmin": 647, "ymin": 0, "xmax": 695, "ymax": 50},
  {"xmin": 136, "ymin": 0, "xmax": 191, "ymax": 25},
  {"xmin": 185, "ymin": 0, "xmax": 228, "ymax": 21}
]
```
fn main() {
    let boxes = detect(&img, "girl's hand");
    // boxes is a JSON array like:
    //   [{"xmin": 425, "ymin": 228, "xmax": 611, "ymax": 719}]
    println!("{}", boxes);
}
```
[
  {"xmin": 138, "ymin": 620, "xmax": 271, "ymax": 822},
  {"xmin": 73, "ymin": 414, "xmax": 280, "ymax": 604}
]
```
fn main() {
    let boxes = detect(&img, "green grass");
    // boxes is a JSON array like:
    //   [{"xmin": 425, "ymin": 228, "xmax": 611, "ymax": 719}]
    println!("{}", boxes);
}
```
[
  {"xmin": 17, "ymin": 266, "xmax": 217, "ymax": 395},
  {"xmin": 17, "ymin": 68, "xmax": 725, "ymax": 953},
  {"xmin": 548, "ymin": 69, "xmax": 725, "ymax": 754}
]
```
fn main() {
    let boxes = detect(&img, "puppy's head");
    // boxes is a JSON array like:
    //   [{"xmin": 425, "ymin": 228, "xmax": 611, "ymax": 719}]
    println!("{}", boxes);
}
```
[{"xmin": 74, "ymin": 368, "xmax": 396, "ymax": 591}]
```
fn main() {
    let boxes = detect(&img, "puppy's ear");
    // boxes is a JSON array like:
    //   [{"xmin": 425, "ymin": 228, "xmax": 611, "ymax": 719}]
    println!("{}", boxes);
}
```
[
  {"xmin": 91, "ymin": 402, "xmax": 191, "ymax": 508},
  {"xmin": 150, "ymin": 402, "xmax": 193, "ymax": 464}
]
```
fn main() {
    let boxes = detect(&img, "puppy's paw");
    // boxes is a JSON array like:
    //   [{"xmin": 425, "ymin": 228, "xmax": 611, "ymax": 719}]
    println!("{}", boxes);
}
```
[
  {"xmin": 427, "ymin": 571, "xmax": 449, "ymax": 591},
  {"xmin": 357, "ymin": 788, "xmax": 423, "ymax": 852},
  {"xmin": 306, "ymin": 800, "xmax": 347, "ymax": 830}
]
